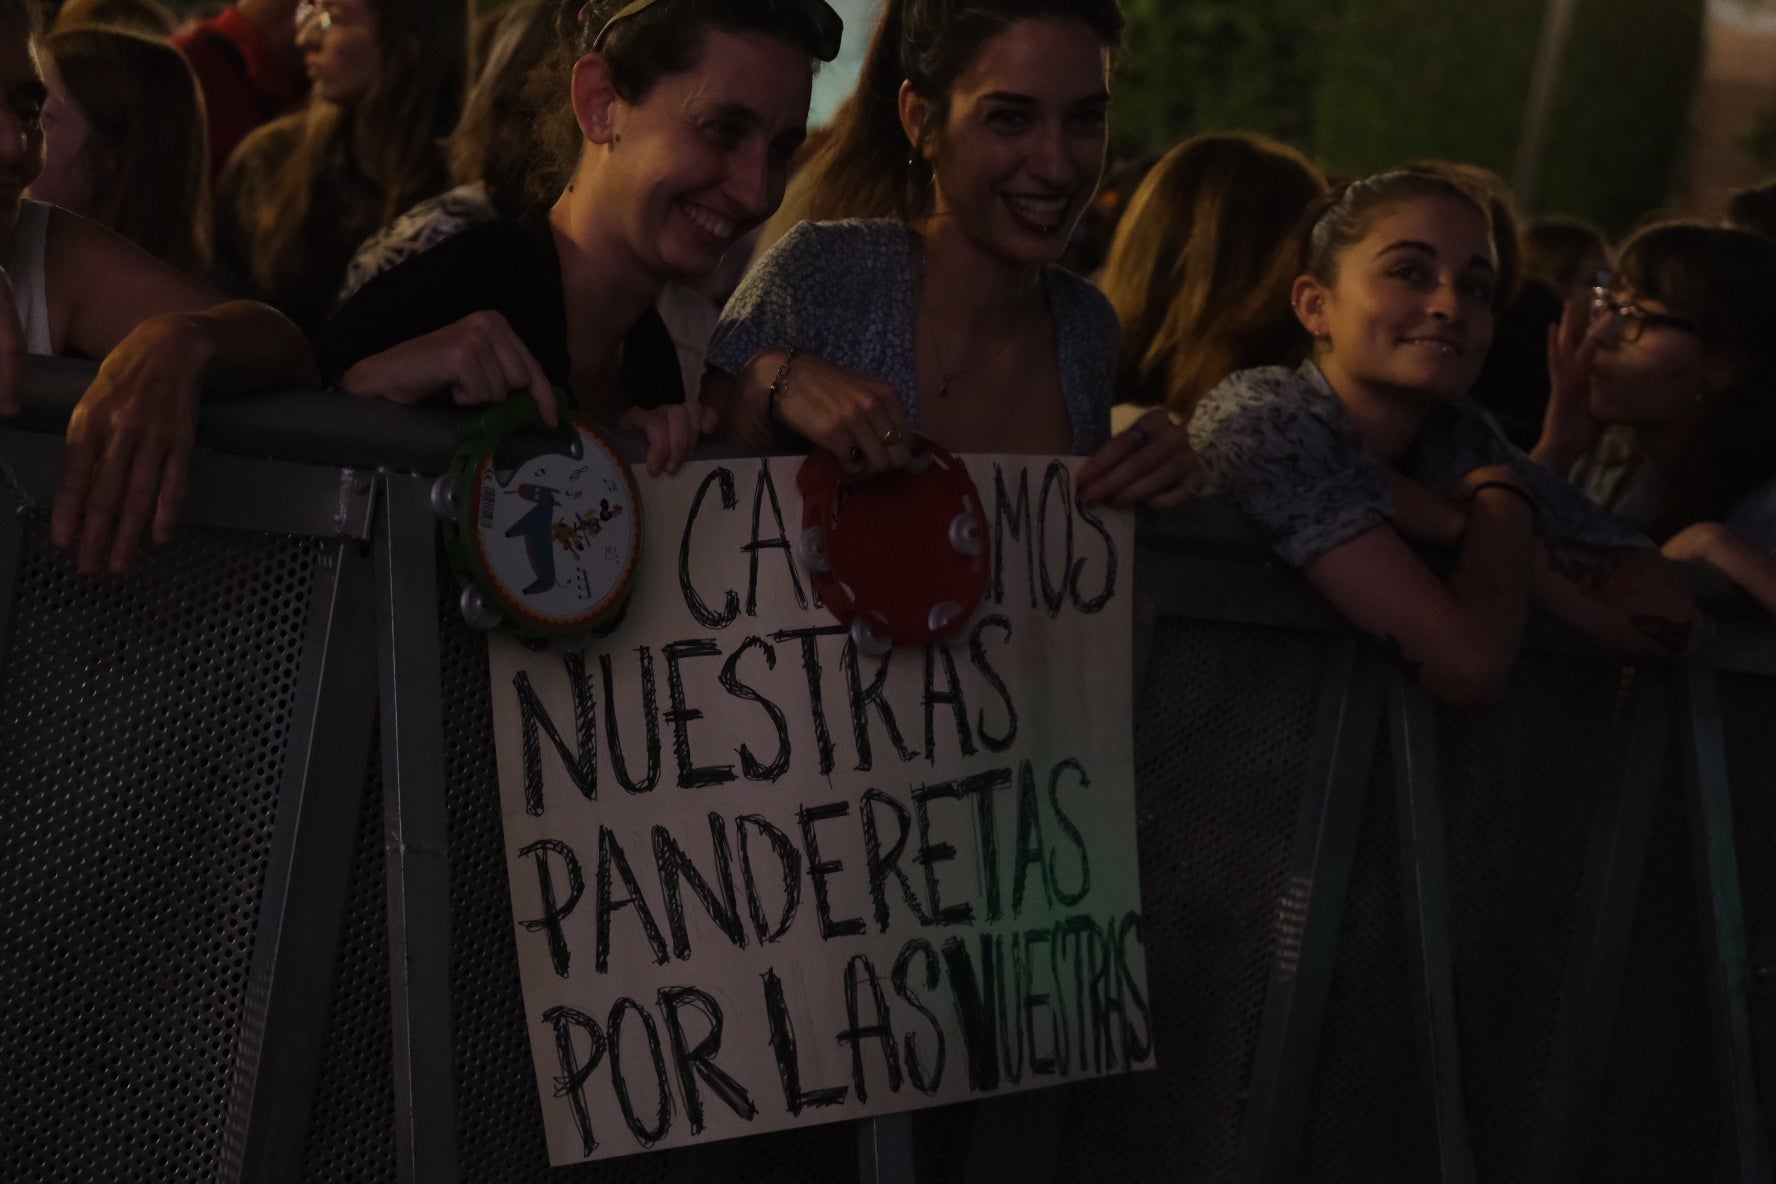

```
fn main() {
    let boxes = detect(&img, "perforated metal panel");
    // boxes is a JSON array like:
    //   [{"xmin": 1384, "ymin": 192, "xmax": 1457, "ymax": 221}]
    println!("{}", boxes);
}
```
[
  {"xmin": 1583, "ymin": 747, "xmax": 1719, "ymax": 1182},
  {"xmin": 1050, "ymin": 618, "xmax": 1335, "ymax": 1181},
  {"xmin": 1294, "ymin": 724, "xmax": 1439, "ymax": 1183},
  {"xmin": 0, "ymin": 518, "xmax": 324, "ymax": 1182},
  {"xmin": 1434, "ymin": 656, "xmax": 1639, "ymax": 1182}
]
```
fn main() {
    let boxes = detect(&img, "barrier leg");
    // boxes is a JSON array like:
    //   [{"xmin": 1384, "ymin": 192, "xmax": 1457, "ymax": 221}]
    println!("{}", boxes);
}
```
[
  {"xmin": 1389, "ymin": 681, "xmax": 1477, "ymax": 1183},
  {"xmin": 859, "ymin": 1112, "xmax": 917, "ymax": 1184},
  {"xmin": 1681, "ymin": 659, "xmax": 1771, "ymax": 1183},
  {"xmin": 221, "ymin": 540, "xmax": 381, "ymax": 1184},
  {"xmin": 1233, "ymin": 638, "xmax": 1386, "ymax": 1182},
  {"xmin": 374, "ymin": 473, "xmax": 458, "ymax": 1184},
  {"xmin": 0, "ymin": 482, "xmax": 22, "ymax": 675},
  {"xmin": 1527, "ymin": 669, "xmax": 1672, "ymax": 1181}
]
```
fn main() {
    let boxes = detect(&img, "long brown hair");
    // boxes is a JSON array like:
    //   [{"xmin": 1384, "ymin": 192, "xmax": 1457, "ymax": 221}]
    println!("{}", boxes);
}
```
[
  {"xmin": 242, "ymin": 0, "xmax": 466, "ymax": 298},
  {"xmin": 803, "ymin": 0, "xmax": 1125, "ymax": 223},
  {"xmin": 46, "ymin": 27, "xmax": 210, "ymax": 274},
  {"xmin": 1099, "ymin": 132, "xmax": 1325, "ymax": 416},
  {"xmin": 1612, "ymin": 221, "xmax": 1776, "ymax": 533}
]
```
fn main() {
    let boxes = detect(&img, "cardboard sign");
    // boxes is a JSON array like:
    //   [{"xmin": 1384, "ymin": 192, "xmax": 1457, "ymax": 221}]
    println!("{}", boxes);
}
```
[{"xmin": 489, "ymin": 455, "xmax": 1153, "ymax": 1164}]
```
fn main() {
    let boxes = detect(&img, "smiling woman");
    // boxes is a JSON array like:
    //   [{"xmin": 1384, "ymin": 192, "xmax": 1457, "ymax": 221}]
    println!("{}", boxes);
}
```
[
  {"xmin": 1191, "ymin": 171, "xmax": 1699, "ymax": 705},
  {"xmin": 314, "ymin": 0, "xmax": 840, "ymax": 474},
  {"xmin": 701, "ymin": 0, "xmax": 1200, "ymax": 508}
]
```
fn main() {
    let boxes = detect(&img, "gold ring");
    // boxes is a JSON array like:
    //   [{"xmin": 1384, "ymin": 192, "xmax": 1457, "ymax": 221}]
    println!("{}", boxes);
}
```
[{"xmin": 881, "ymin": 427, "xmax": 904, "ymax": 448}]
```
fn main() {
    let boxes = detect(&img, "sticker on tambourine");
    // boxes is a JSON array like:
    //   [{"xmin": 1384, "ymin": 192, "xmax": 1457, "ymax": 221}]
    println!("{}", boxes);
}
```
[{"xmin": 469, "ymin": 422, "xmax": 641, "ymax": 632}]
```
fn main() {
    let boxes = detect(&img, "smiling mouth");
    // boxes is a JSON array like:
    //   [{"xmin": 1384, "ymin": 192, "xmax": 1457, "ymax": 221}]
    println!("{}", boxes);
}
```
[
  {"xmin": 1401, "ymin": 337, "xmax": 1464, "ymax": 358},
  {"xmin": 1002, "ymin": 193, "xmax": 1071, "ymax": 236},
  {"xmin": 678, "ymin": 201, "xmax": 737, "ymax": 245}
]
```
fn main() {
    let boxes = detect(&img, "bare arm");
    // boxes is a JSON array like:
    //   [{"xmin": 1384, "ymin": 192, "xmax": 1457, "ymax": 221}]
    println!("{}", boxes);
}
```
[
  {"xmin": 1663, "ymin": 522, "xmax": 1776, "ymax": 618},
  {"xmin": 1529, "ymin": 535, "xmax": 1698, "ymax": 657},
  {"xmin": 1529, "ymin": 296, "xmax": 1602, "ymax": 474},
  {"xmin": 706, "ymin": 349, "xmax": 913, "ymax": 473},
  {"xmin": 45, "ymin": 209, "xmax": 318, "ymax": 573},
  {"xmin": 1305, "ymin": 466, "xmax": 1539, "ymax": 706}
]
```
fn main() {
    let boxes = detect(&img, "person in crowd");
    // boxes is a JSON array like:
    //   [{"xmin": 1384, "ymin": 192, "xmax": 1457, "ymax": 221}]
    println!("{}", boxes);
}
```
[
  {"xmin": 1725, "ymin": 177, "xmax": 1776, "ymax": 242},
  {"xmin": 1531, "ymin": 221, "xmax": 1776, "ymax": 613},
  {"xmin": 1521, "ymin": 214, "xmax": 1611, "ymax": 301},
  {"xmin": 705, "ymin": 0, "xmax": 1199, "ymax": 508},
  {"xmin": 30, "ymin": 27, "xmax": 210, "ymax": 275},
  {"xmin": 1097, "ymin": 131, "xmax": 1326, "ymax": 421},
  {"xmin": 214, "ymin": 0, "xmax": 464, "ymax": 333},
  {"xmin": 0, "ymin": 0, "xmax": 317, "ymax": 574},
  {"xmin": 315, "ymin": 0, "xmax": 842, "ymax": 475},
  {"xmin": 335, "ymin": 0, "xmax": 555, "ymax": 303},
  {"xmin": 49, "ymin": 0, "xmax": 174, "ymax": 36},
  {"xmin": 170, "ymin": 0, "xmax": 308, "ymax": 187},
  {"xmin": 1192, "ymin": 170, "xmax": 1696, "ymax": 705}
]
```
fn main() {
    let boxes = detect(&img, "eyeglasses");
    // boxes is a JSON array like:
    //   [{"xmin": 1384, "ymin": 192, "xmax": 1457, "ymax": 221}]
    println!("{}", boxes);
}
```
[
  {"xmin": 581, "ymin": 0, "xmax": 843, "ymax": 62},
  {"xmin": 1589, "ymin": 286, "xmax": 1701, "ymax": 344}
]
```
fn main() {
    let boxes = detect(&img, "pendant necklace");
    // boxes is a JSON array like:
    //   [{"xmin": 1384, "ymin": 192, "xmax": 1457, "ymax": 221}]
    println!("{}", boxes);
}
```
[{"xmin": 915, "ymin": 240, "xmax": 1019, "ymax": 399}]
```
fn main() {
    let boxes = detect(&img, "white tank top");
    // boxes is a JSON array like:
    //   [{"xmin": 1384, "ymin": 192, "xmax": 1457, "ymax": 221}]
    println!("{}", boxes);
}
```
[{"xmin": 4, "ymin": 199, "xmax": 53, "ymax": 355}]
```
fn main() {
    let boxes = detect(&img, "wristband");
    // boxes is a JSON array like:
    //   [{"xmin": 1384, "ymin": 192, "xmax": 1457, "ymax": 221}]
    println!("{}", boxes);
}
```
[
  {"xmin": 1470, "ymin": 479, "xmax": 1537, "ymax": 514},
  {"xmin": 766, "ymin": 348, "xmax": 801, "ymax": 421}
]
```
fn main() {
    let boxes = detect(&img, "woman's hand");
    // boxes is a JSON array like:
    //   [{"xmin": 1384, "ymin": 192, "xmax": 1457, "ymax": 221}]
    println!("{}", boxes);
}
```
[
  {"xmin": 1531, "ymin": 296, "xmax": 1603, "ymax": 473},
  {"xmin": 339, "ymin": 310, "xmax": 558, "ymax": 427},
  {"xmin": 742, "ymin": 349, "xmax": 914, "ymax": 476},
  {"xmin": 1076, "ymin": 408, "xmax": 1203, "ymax": 508},
  {"xmin": 50, "ymin": 312, "xmax": 208, "ymax": 574},
  {"xmin": 621, "ymin": 402, "xmax": 719, "ymax": 477}
]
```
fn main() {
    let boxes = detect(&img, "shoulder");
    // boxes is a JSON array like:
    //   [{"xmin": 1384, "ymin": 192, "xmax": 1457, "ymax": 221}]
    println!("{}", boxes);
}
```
[
  {"xmin": 1194, "ymin": 366, "xmax": 1322, "ymax": 434},
  {"xmin": 750, "ymin": 218, "xmax": 908, "ymax": 279}
]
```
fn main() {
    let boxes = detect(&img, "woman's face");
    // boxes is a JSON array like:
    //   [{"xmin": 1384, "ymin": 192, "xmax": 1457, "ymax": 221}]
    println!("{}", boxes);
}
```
[
  {"xmin": 919, "ymin": 17, "xmax": 1111, "ymax": 269},
  {"xmin": 28, "ymin": 56, "xmax": 99, "ymax": 217},
  {"xmin": 0, "ymin": 21, "xmax": 46, "ymax": 236},
  {"xmin": 599, "ymin": 29, "xmax": 812, "ymax": 281},
  {"xmin": 1299, "ymin": 196, "xmax": 1498, "ymax": 406},
  {"xmin": 296, "ymin": 0, "xmax": 381, "ymax": 107},
  {"xmin": 1585, "ymin": 284, "xmax": 1728, "ymax": 428}
]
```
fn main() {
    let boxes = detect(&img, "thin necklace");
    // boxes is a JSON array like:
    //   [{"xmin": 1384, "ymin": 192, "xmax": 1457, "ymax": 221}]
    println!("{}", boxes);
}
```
[{"xmin": 914, "ymin": 237, "xmax": 1020, "ymax": 398}]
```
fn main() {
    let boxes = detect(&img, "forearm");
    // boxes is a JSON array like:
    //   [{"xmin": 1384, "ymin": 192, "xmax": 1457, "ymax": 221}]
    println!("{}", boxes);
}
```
[
  {"xmin": 711, "ymin": 350, "xmax": 796, "ymax": 451},
  {"xmin": 162, "ymin": 301, "xmax": 319, "ymax": 396},
  {"xmin": 1437, "ymin": 492, "xmax": 1537, "ymax": 683},
  {"xmin": 1532, "ymin": 539, "xmax": 1698, "ymax": 657},
  {"xmin": 1670, "ymin": 529, "xmax": 1776, "ymax": 618},
  {"xmin": 1528, "ymin": 432, "xmax": 1584, "ymax": 476}
]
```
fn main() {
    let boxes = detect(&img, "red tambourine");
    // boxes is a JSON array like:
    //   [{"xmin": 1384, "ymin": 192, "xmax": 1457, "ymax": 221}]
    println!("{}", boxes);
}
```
[{"xmin": 796, "ymin": 436, "xmax": 990, "ymax": 655}]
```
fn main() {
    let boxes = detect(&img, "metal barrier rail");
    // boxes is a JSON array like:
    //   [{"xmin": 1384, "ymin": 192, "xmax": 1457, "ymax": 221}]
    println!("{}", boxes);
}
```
[{"xmin": 2, "ymin": 359, "xmax": 1773, "ymax": 1183}]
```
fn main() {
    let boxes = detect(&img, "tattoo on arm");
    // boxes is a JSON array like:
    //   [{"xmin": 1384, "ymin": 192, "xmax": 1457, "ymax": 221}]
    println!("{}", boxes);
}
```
[
  {"xmin": 1543, "ymin": 537, "xmax": 1621, "ymax": 596},
  {"xmin": 1380, "ymin": 632, "xmax": 1425, "ymax": 681},
  {"xmin": 1631, "ymin": 615, "xmax": 1692, "ymax": 655}
]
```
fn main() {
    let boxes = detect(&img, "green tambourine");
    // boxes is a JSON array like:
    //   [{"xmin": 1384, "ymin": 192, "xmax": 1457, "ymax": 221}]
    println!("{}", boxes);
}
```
[{"xmin": 437, "ymin": 391, "xmax": 643, "ymax": 640}]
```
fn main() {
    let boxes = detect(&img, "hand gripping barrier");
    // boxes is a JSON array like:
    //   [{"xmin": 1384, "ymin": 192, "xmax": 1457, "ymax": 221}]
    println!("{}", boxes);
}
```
[{"xmin": 4, "ymin": 356, "xmax": 1776, "ymax": 1183}]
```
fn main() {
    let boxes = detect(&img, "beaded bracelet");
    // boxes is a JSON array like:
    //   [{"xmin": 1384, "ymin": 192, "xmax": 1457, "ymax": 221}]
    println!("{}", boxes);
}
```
[
  {"xmin": 1470, "ymin": 480, "xmax": 1537, "ymax": 514},
  {"xmin": 766, "ymin": 348, "xmax": 801, "ymax": 421}
]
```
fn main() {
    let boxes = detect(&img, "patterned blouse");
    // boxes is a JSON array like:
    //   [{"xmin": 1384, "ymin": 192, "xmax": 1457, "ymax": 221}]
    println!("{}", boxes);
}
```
[
  {"xmin": 705, "ymin": 219, "xmax": 1120, "ymax": 454},
  {"xmin": 1192, "ymin": 361, "xmax": 1647, "ymax": 567}
]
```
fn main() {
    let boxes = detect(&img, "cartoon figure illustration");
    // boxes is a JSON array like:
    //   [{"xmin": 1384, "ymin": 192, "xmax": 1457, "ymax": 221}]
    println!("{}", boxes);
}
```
[{"xmin": 506, "ymin": 483, "xmax": 563, "ymax": 594}]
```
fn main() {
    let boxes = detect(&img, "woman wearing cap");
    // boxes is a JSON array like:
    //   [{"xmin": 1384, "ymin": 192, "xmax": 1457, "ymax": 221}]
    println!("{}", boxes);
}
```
[{"xmin": 317, "ymin": 0, "xmax": 841, "ymax": 475}]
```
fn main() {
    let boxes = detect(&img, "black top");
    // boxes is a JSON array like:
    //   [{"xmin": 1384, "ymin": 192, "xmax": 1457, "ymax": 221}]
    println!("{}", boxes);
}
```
[{"xmin": 315, "ymin": 209, "xmax": 683, "ymax": 411}]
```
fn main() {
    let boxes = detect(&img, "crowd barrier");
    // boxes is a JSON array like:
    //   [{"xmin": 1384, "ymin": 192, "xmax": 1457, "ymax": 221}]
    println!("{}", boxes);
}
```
[{"xmin": 3, "ymin": 357, "xmax": 1774, "ymax": 1183}]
